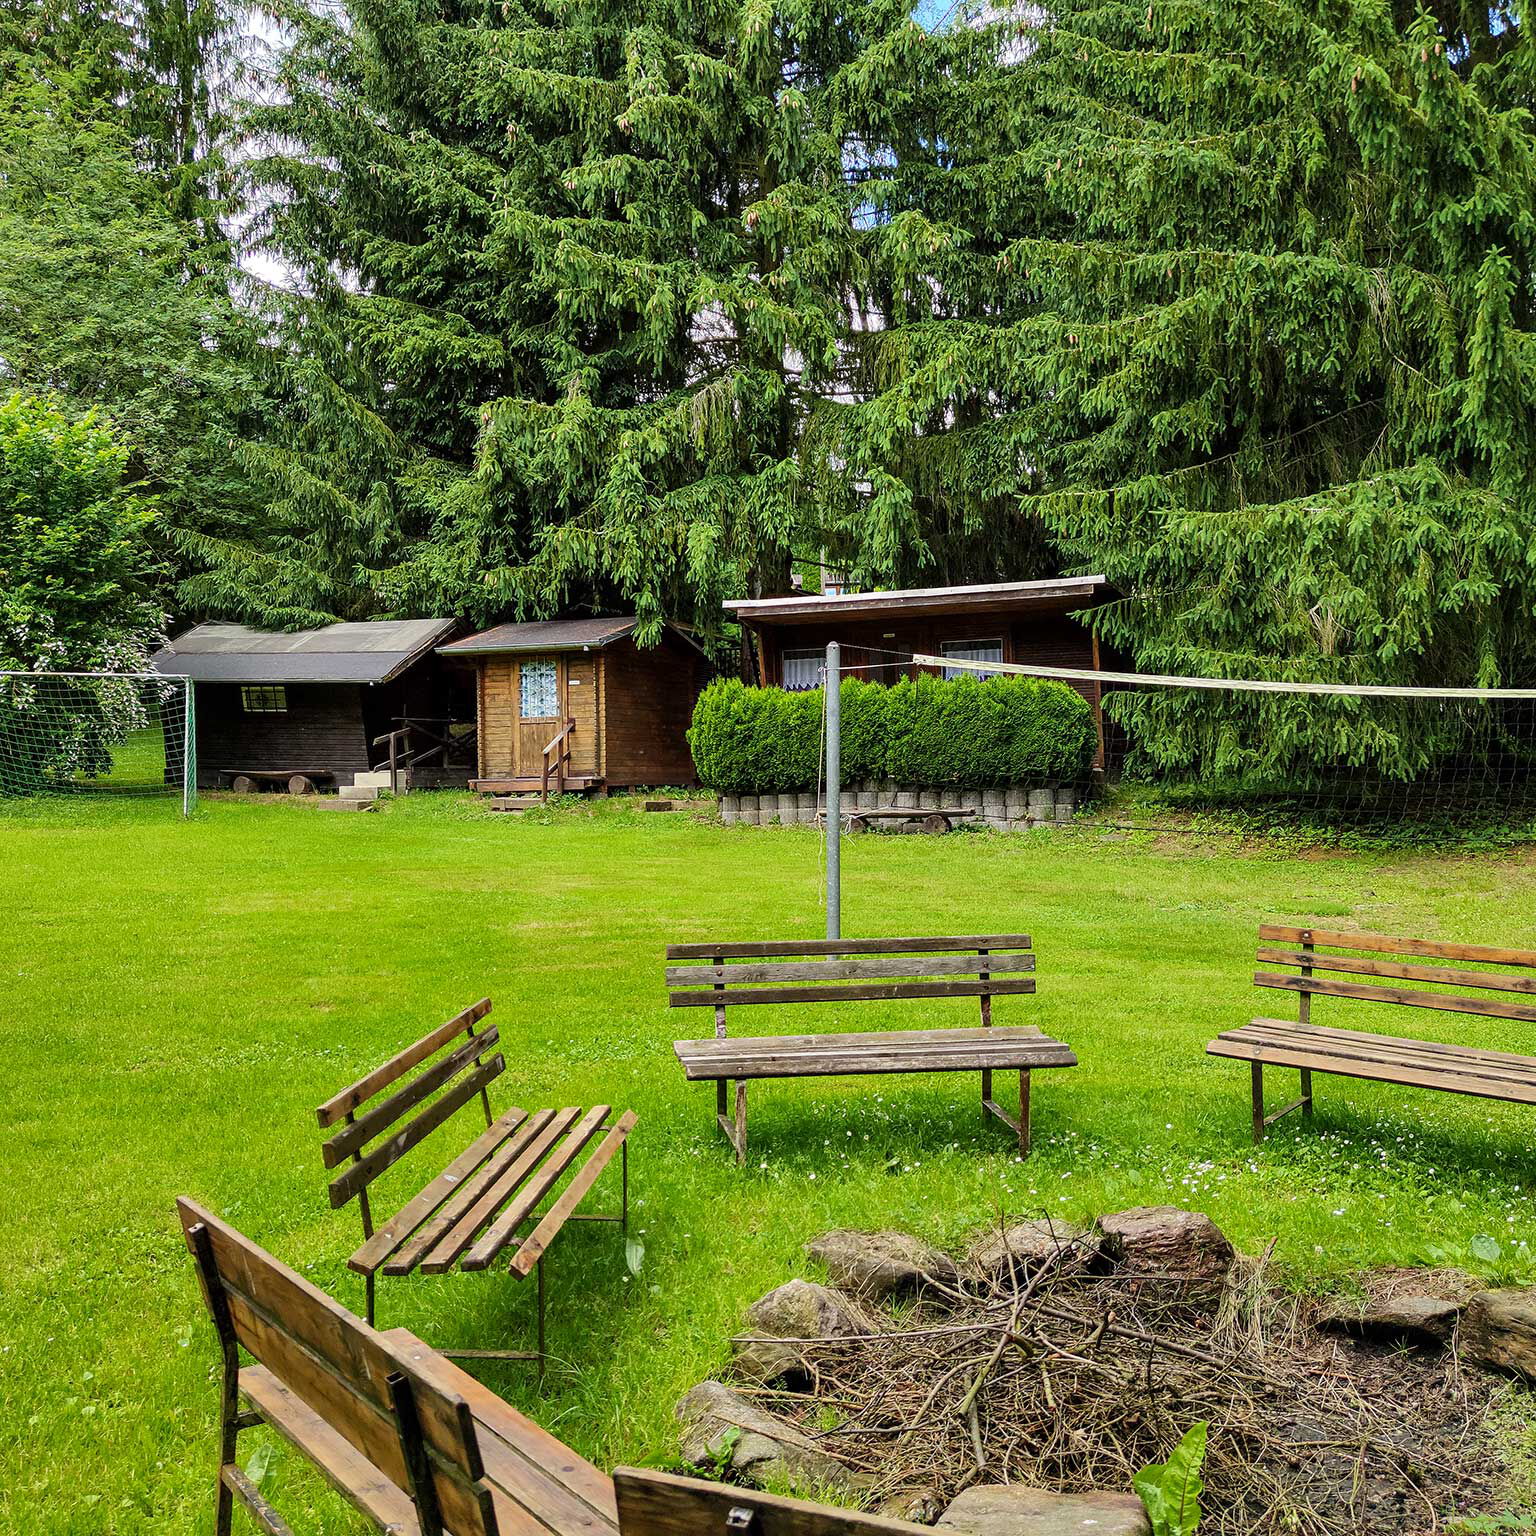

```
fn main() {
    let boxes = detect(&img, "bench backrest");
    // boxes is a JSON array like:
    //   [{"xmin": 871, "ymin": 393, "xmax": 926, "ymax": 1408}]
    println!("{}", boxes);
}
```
[
  {"xmin": 1255, "ymin": 924, "xmax": 1536, "ymax": 1028},
  {"xmin": 614, "ymin": 1468, "xmax": 931, "ymax": 1536},
  {"xmin": 317, "ymin": 1000, "xmax": 503, "ymax": 1215},
  {"xmin": 176, "ymin": 1197, "xmax": 499, "ymax": 1536},
  {"xmin": 666, "ymin": 936, "xmax": 1034, "ymax": 1037}
]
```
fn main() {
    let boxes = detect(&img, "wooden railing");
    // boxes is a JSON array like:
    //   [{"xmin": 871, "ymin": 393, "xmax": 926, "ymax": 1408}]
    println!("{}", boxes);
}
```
[
  {"xmin": 541, "ymin": 717, "xmax": 577, "ymax": 802},
  {"xmin": 372, "ymin": 717, "xmax": 476, "ymax": 793}
]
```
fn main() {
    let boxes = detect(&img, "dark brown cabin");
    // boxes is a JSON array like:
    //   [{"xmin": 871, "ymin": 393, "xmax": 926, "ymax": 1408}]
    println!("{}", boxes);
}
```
[
  {"xmin": 727, "ymin": 576, "xmax": 1113, "ymax": 766},
  {"xmin": 153, "ymin": 618, "xmax": 469, "ymax": 790},
  {"xmin": 438, "ymin": 617, "xmax": 711, "ymax": 793}
]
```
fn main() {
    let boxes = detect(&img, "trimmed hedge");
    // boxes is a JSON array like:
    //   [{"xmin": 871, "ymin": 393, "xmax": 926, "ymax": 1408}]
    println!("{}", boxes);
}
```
[{"xmin": 687, "ymin": 673, "xmax": 1097, "ymax": 794}]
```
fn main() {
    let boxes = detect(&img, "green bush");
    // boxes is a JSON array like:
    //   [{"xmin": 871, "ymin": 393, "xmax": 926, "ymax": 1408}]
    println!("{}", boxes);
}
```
[{"xmin": 687, "ymin": 673, "xmax": 1096, "ymax": 794}]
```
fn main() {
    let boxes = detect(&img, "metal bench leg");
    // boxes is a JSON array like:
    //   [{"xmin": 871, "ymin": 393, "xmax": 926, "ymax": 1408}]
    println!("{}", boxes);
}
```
[
  {"xmin": 1251, "ymin": 1062, "xmax": 1265, "ymax": 1144},
  {"xmin": 1301, "ymin": 1067, "xmax": 1314, "ymax": 1118},
  {"xmin": 536, "ymin": 1256, "xmax": 547, "ymax": 1387},
  {"xmin": 1019, "ymin": 1069, "xmax": 1031, "ymax": 1157},
  {"xmin": 716, "ymin": 1079, "xmax": 747, "ymax": 1164},
  {"xmin": 980, "ymin": 1067, "xmax": 993, "ymax": 1118},
  {"xmin": 364, "ymin": 1270, "xmax": 376, "ymax": 1329}
]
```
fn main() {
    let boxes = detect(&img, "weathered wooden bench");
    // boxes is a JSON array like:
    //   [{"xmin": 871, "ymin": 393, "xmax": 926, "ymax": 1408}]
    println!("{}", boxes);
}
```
[
  {"xmin": 1208, "ymin": 923, "xmax": 1536, "ymax": 1143},
  {"xmin": 177, "ymin": 1198, "xmax": 933, "ymax": 1536},
  {"xmin": 666, "ymin": 935, "xmax": 1076, "ymax": 1162},
  {"xmin": 318, "ymin": 999, "xmax": 636, "ymax": 1370},
  {"xmin": 219, "ymin": 766, "xmax": 337, "ymax": 794}
]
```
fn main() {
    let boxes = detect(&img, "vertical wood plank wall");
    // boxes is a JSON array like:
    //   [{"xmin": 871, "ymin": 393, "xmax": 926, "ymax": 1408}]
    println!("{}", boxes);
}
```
[{"xmin": 601, "ymin": 639, "xmax": 705, "ymax": 786}]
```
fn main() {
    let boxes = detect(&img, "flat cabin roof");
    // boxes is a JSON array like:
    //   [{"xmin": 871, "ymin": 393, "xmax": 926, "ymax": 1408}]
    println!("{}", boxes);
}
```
[
  {"xmin": 152, "ymin": 618, "xmax": 459, "ymax": 684},
  {"xmin": 724, "ymin": 575, "xmax": 1109, "ymax": 626},
  {"xmin": 438, "ymin": 617, "xmax": 640, "ymax": 656},
  {"xmin": 439, "ymin": 617, "xmax": 710, "ymax": 661}
]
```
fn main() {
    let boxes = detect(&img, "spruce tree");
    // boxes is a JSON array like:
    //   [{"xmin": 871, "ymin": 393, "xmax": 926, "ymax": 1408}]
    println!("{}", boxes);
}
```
[{"xmin": 841, "ymin": 0, "xmax": 1536, "ymax": 779}]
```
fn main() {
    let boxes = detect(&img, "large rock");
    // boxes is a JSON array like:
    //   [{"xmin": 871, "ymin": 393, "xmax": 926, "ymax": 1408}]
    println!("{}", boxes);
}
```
[
  {"xmin": 969, "ymin": 1218, "xmax": 1094, "ymax": 1283},
  {"xmin": 1320, "ymin": 1269, "xmax": 1481, "ymax": 1345},
  {"xmin": 1462, "ymin": 1288, "xmax": 1536, "ymax": 1381},
  {"xmin": 806, "ymin": 1230, "xmax": 959, "ymax": 1299},
  {"xmin": 938, "ymin": 1483, "xmax": 1150, "ymax": 1536},
  {"xmin": 677, "ymin": 1381, "xmax": 855, "ymax": 1491},
  {"xmin": 733, "ymin": 1279, "xmax": 864, "ymax": 1384},
  {"xmin": 1097, "ymin": 1207, "xmax": 1234, "ymax": 1300}
]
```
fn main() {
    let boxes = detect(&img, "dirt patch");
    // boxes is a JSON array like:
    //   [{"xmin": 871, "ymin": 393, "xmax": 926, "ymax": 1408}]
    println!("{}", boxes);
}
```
[{"xmin": 730, "ymin": 1236, "xmax": 1527, "ymax": 1535}]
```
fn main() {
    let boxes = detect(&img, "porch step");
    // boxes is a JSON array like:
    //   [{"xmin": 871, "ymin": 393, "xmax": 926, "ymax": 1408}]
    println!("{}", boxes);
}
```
[
  {"xmin": 339, "ymin": 785, "xmax": 381, "ymax": 802},
  {"xmin": 318, "ymin": 798, "xmax": 377, "ymax": 812},
  {"xmin": 487, "ymin": 796, "xmax": 544, "ymax": 814},
  {"xmin": 351, "ymin": 770, "xmax": 394, "ymax": 789},
  {"xmin": 470, "ymin": 776, "xmax": 603, "ymax": 796}
]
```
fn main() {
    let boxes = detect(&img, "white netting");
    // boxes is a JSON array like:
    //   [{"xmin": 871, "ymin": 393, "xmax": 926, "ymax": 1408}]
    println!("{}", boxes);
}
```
[
  {"xmin": 0, "ymin": 672, "xmax": 196, "ymax": 814},
  {"xmin": 913, "ymin": 654, "xmax": 1536, "ymax": 836}
]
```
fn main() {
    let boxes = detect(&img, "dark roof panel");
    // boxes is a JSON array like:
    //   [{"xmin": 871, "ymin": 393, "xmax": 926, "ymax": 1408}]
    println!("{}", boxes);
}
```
[
  {"xmin": 438, "ymin": 617, "xmax": 641, "ymax": 656},
  {"xmin": 152, "ymin": 619, "xmax": 458, "ymax": 684}
]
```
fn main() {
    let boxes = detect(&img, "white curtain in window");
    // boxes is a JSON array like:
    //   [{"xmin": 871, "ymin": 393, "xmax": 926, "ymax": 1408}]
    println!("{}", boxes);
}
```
[
  {"xmin": 781, "ymin": 650, "xmax": 823, "ymax": 691},
  {"xmin": 942, "ymin": 640, "xmax": 1004, "ymax": 681},
  {"xmin": 519, "ymin": 658, "xmax": 559, "ymax": 717}
]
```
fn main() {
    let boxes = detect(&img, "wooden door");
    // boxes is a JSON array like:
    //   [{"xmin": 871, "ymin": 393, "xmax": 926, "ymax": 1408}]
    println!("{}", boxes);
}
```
[{"xmin": 513, "ymin": 655, "xmax": 562, "ymax": 778}]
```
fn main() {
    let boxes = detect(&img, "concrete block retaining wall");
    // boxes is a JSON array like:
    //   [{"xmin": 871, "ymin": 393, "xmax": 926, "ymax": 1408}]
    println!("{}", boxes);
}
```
[{"xmin": 718, "ymin": 780, "xmax": 1078, "ymax": 832}]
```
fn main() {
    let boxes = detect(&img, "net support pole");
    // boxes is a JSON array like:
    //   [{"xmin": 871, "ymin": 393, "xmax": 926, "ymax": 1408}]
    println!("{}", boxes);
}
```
[
  {"xmin": 183, "ymin": 679, "xmax": 196, "ymax": 818},
  {"xmin": 825, "ymin": 642, "xmax": 840, "ymax": 940}
]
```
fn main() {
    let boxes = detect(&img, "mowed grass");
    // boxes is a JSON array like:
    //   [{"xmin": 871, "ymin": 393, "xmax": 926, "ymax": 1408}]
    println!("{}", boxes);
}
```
[{"xmin": 4, "ymin": 793, "xmax": 1536, "ymax": 1533}]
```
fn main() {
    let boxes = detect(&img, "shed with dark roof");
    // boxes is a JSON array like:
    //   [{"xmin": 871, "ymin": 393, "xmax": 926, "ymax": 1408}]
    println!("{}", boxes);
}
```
[
  {"xmin": 154, "ymin": 619, "xmax": 471, "ymax": 790},
  {"xmin": 437, "ymin": 618, "xmax": 711, "ymax": 792}
]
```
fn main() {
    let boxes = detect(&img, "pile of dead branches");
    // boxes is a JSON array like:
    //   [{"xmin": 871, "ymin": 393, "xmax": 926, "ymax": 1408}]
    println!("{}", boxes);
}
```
[{"xmin": 734, "ymin": 1234, "xmax": 1512, "ymax": 1536}]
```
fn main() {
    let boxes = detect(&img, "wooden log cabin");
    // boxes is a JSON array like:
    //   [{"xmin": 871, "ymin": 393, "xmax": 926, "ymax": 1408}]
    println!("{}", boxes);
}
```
[
  {"xmin": 437, "ymin": 617, "xmax": 712, "ymax": 794},
  {"xmin": 153, "ymin": 618, "xmax": 468, "ymax": 790},
  {"xmin": 727, "ymin": 576, "xmax": 1114, "ymax": 766}
]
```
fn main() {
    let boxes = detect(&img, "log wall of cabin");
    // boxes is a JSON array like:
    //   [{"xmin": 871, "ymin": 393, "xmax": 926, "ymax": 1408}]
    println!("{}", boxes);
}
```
[
  {"xmin": 600, "ymin": 638, "xmax": 707, "ymax": 787},
  {"xmin": 194, "ymin": 683, "xmax": 371, "ymax": 787}
]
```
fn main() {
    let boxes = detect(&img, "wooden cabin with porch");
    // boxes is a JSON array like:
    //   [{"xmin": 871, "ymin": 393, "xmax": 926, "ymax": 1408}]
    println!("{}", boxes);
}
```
[
  {"xmin": 438, "ymin": 617, "xmax": 711, "ymax": 798},
  {"xmin": 727, "ymin": 575, "xmax": 1114, "ymax": 768},
  {"xmin": 152, "ymin": 618, "xmax": 470, "ymax": 791}
]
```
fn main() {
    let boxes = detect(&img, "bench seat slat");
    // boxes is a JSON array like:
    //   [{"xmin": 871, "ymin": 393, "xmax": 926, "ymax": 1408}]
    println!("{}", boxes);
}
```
[
  {"xmin": 1255, "ymin": 972, "xmax": 1536, "ymax": 1023},
  {"xmin": 383, "ymin": 1329, "xmax": 620, "ymax": 1536},
  {"xmin": 665, "ymin": 935, "xmax": 1031, "ymax": 960},
  {"xmin": 459, "ymin": 1106, "xmax": 613, "ymax": 1272},
  {"xmin": 412, "ymin": 1108, "xmax": 585, "ymax": 1276},
  {"xmin": 666, "ymin": 953, "xmax": 1034, "ymax": 987},
  {"xmin": 376, "ymin": 1109, "xmax": 561, "ymax": 1277},
  {"xmin": 348, "ymin": 1108, "xmax": 530, "ymax": 1276},
  {"xmin": 239, "ymin": 1366, "xmax": 420, "ymax": 1536},
  {"xmin": 509, "ymin": 1113, "xmax": 637, "ymax": 1279},
  {"xmin": 1217, "ymin": 1025, "xmax": 1536, "ymax": 1087},
  {"xmin": 1208, "ymin": 1024, "xmax": 1536, "ymax": 1105},
  {"xmin": 1240, "ymin": 1017, "xmax": 1536, "ymax": 1074},
  {"xmin": 670, "ymin": 978, "xmax": 1037, "ymax": 1007},
  {"xmin": 676, "ymin": 1027, "xmax": 1075, "ymax": 1080},
  {"xmin": 1258, "ymin": 925, "xmax": 1536, "ymax": 969}
]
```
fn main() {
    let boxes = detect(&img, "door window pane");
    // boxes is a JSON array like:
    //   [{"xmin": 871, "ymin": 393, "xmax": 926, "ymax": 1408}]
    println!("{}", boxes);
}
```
[
  {"xmin": 941, "ymin": 639, "xmax": 1004, "ymax": 681},
  {"xmin": 519, "ymin": 658, "xmax": 559, "ymax": 717},
  {"xmin": 781, "ymin": 649, "xmax": 823, "ymax": 691}
]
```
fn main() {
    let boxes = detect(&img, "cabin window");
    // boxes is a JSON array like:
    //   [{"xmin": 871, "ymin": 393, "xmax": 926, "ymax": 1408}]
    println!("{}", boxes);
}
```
[
  {"xmin": 781, "ymin": 648, "xmax": 823, "ymax": 691},
  {"xmin": 240, "ymin": 686, "xmax": 287, "ymax": 714},
  {"xmin": 941, "ymin": 639, "xmax": 1004, "ymax": 681},
  {"xmin": 519, "ymin": 658, "xmax": 559, "ymax": 717}
]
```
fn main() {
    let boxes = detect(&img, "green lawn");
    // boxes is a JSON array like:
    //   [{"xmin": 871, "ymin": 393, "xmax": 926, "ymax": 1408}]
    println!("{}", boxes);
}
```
[{"xmin": 3, "ymin": 794, "xmax": 1536, "ymax": 1533}]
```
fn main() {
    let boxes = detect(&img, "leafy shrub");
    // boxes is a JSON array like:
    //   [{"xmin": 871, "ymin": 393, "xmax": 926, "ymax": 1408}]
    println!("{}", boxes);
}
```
[{"xmin": 687, "ymin": 673, "xmax": 1096, "ymax": 794}]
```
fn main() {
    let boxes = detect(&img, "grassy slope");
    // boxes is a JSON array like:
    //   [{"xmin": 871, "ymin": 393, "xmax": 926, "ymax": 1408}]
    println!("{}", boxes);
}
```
[{"xmin": 3, "ymin": 794, "xmax": 1535, "ymax": 1533}]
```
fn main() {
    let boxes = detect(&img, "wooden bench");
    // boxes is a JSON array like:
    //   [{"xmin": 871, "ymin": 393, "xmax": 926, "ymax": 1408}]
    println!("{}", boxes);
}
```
[
  {"xmin": 666, "ymin": 935, "xmax": 1076, "ymax": 1162},
  {"xmin": 177, "ymin": 1198, "xmax": 935, "ymax": 1536},
  {"xmin": 318, "ymin": 999, "xmax": 636, "ymax": 1371},
  {"xmin": 219, "ymin": 767, "xmax": 337, "ymax": 794},
  {"xmin": 828, "ymin": 806, "xmax": 977, "ymax": 834},
  {"xmin": 1208, "ymin": 923, "xmax": 1536, "ymax": 1143}
]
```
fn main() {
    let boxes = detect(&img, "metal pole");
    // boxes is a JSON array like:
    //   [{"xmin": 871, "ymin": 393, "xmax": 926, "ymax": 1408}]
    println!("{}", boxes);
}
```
[
  {"xmin": 183, "ymin": 679, "xmax": 196, "ymax": 818},
  {"xmin": 825, "ymin": 642, "xmax": 840, "ymax": 939}
]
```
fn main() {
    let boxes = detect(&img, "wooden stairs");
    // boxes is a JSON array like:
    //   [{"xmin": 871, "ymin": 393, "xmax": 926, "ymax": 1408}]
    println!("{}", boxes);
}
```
[{"xmin": 472, "ymin": 776, "xmax": 605, "ymax": 814}]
